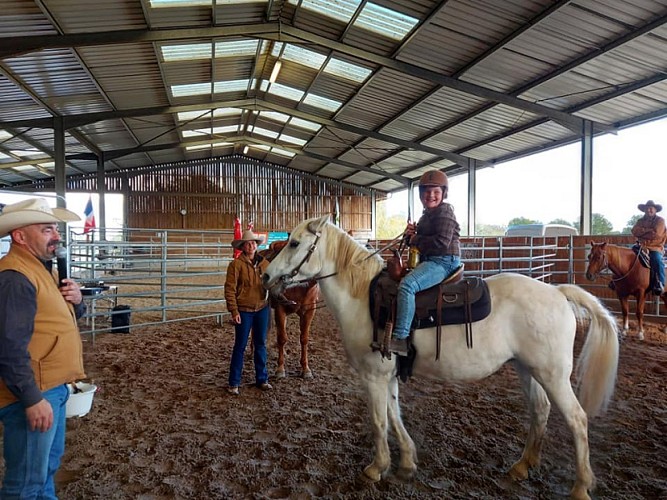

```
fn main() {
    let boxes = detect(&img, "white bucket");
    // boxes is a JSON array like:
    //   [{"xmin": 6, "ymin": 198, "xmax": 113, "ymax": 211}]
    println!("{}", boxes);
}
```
[{"xmin": 66, "ymin": 382, "xmax": 97, "ymax": 418}]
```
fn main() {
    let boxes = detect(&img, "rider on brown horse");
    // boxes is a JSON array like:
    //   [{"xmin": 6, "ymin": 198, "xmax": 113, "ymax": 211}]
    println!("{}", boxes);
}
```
[{"xmin": 631, "ymin": 199, "xmax": 667, "ymax": 295}]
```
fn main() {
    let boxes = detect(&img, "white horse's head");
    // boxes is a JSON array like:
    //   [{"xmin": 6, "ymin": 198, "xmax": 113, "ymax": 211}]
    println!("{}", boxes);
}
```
[{"xmin": 262, "ymin": 215, "xmax": 383, "ymax": 299}]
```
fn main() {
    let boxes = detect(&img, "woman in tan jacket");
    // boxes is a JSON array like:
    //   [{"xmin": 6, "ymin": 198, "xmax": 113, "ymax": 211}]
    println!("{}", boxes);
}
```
[{"xmin": 224, "ymin": 229, "xmax": 272, "ymax": 395}]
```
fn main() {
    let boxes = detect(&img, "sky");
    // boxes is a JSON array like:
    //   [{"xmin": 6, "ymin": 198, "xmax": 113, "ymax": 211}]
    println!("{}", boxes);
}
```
[
  {"xmin": 1, "ymin": 117, "xmax": 666, "ymax": 234},
  {"xmin": 385, "ymin": 116, "xmax": 667, "ymax": 233}
]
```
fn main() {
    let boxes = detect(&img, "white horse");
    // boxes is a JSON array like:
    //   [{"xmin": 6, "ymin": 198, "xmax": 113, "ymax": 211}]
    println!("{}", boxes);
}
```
[{"xmin": 262, "ymin": 216, "xmax": 619, "ymax": 500}]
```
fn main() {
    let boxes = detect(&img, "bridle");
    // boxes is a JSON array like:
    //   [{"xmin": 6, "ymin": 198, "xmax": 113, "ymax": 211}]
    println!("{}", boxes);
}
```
[
  {"xmin": 275, "ymin": 223, "xmax": 407, "ymax": 288},
  {"xmin": 592, "ymin": 246, "xmax": 640, "ymax": 284}
]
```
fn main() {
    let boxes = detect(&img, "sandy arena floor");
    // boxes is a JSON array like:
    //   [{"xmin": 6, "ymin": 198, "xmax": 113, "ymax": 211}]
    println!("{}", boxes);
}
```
[{"xmin": 1, "ymin": 305, "xmax": 666, "ymax": 499}]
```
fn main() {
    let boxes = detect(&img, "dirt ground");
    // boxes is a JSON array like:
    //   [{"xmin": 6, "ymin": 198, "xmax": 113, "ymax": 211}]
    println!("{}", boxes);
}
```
[{"xmin": 3, "ymin": 306, "xmax": 667, "ymax": 499}]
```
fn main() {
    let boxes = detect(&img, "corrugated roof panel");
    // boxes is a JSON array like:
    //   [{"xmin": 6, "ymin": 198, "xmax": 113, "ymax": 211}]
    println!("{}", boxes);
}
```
[
  {"xmin": 213, "ymin": 3, "xmax": 272, "ymax": 24},
  {"xmin": 44, "ymin": 0, "xmax": 148, "ymax": 32},
  {"xmin": 0, "ymin": 0, "xmax": 58, "ymax": 37},
  {"xmin": 0, "ymin": 75, "xmax": 53, "ymax": 121},
  {"xmin": 576, "ymin": 85, "xmax": 667, "ymax": 124},
  {"xmin": 144, "ymin": 4, "xmax": 213, "ymax": 28}
]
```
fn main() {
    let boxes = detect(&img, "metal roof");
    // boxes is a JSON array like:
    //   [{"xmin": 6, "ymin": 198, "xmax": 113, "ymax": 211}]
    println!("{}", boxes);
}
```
[{"xmin": 0, "ymin": 0, "xmax": 666, "ymax": 193}]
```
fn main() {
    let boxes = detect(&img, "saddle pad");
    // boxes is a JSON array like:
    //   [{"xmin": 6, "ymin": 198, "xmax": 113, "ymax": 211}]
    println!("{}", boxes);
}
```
[{"xmin": 369, "ymin": 271, "xmax": 492, "ymax": 329}]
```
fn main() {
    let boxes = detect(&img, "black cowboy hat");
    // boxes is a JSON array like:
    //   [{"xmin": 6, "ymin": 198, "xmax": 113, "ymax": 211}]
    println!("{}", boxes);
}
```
[{"xmin": 638, "ymin": 200, "xmax": 663, "ymax": 213}]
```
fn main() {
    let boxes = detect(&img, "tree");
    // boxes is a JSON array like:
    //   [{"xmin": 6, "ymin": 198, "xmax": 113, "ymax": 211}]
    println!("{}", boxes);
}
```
[
  {"xmin": 573, "ymin": 213, "xmax": 614, "ymax": 235},
  {"xmin": 508, "ymin": 216, "xmax": 541, "ymax": 226},
  {"xmin": 474, "ymin": 224, "xmax": 506, "ymax": 236},
  {"xmin": 622, "ymin": 214, "xmax": 642, "ymax": 234},
  {"xmin": 375, "ymin": 203, "xmax": 407, "ymax": 239}
]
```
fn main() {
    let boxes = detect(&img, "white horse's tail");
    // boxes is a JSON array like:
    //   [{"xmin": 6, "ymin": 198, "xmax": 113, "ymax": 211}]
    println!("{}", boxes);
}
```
[{"xmin": 557, "ymin": 284, "xmax": 620, "ymax": 417}]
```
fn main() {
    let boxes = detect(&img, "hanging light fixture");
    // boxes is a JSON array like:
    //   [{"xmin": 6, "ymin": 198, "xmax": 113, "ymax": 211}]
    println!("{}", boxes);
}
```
[
  {"xmin": 243, "ymin": 145, "xmax": 249, "ymax": 155},
  {"xmin": 269, "ymin": 60, "xmax": 282, "ymax": 84}
]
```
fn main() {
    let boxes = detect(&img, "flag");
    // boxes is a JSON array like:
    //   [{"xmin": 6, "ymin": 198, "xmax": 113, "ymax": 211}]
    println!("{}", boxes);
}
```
[
  {"xmin": 83, "ymin": 196, "xmax": 95, "ymax": 234},
  {"xmin": 246, "ymin": 220, "xmax": 254, "ymax": 232},
  {"xmin": 233, "ymin": 217, "xmax": 242, "ymax": 258}
]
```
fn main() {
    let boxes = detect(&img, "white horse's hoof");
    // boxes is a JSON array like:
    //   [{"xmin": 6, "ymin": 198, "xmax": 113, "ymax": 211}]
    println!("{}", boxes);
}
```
[
  {"xmin": 275, "ymin": 369, "xmax": 286, "ymax": 379},
  {"xmin": 302, "ymin": 369, "xmax": 313, "ymax": 379},
  {"xmin": 360, "ymin": 467, "xmax": 382, "ymax": 483},
  {"xmin": 638, "ymin": 331, "xmax": 645, "ymax": 341},
  {"xmin": 395, "ymin": 466, "xmax": 416, "ymax": 481}
]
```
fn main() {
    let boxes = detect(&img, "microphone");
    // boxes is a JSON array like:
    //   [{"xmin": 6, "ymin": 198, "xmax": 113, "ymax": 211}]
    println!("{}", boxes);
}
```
[{"xmin": 55, "ymin": 246, "xmax": 69, "ymax": 287}]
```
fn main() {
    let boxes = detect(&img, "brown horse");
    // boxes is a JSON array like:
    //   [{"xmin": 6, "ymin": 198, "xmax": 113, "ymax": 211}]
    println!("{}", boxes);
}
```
[
  {"xmin": 585, "ymin": 241, "xmax": 667, "ymax": 340},
  {"xmin": 259, "ymin": 240, "xmax": 319, "ymax": 378}
]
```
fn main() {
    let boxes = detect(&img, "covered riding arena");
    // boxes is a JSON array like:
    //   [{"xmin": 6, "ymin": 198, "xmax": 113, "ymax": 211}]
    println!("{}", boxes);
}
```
[{"xmin": 1, "ymin": 0, "xmax": 667, "ymax": 498}]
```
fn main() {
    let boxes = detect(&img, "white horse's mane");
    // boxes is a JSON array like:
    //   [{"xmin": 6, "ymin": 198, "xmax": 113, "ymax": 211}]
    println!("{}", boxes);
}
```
[{"xmin": 319, "ymin": 222, "xmax": 384, "ymax": 299}]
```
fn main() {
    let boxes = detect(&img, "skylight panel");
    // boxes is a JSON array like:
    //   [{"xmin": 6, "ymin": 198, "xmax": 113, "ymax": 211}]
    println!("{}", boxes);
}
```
[
  {"xmin": 287, "ymin": 0, "xmax": 359, "ymax": 24},
  {"xmin": 186, "ymin": 141, "xmax": 232, "ymax": 151},
  {"xmin": 250, "ymin": 127, "xmax": 280, "ymax": 139},
  {"xmin": 151, "ymin": 0, "xmax": 210, "ymax": 7},
  {"xmin": 278, "ymin": 134, "xmax": 307, "ymax": 146},
  {"xmin": 324, "ymin": 59, "xmax": 372, "ymax": 83},
  {"xmin": 161, "ymin": 43, "xmax": 211, "ymax": 62},
  {"xmin": 182, "ymin": 125, "xmax": 239, "ymax": 138},
  {"xmin": 272, "ymin": 44, "xmax": 327, "ymax": 71},
  {"xmin": 10, "ymin": 149, "xmax": 43, "ymax": 157},
  {"xmin": 271, "ymin": 147, "xmax": 295, "ymax": 158},
  {"xmin": 354, "ymin": 3, "xmax": 418, "ymax": 41},
  {"xmin": 0, "ymin": 130, "xmax": 12, "ymax": 141},
  {"xmin": 259, "ymin": 111, "xmax": 290, "ymax": 123},
  {"xmin": 14, "ymin": 165, "xmax": 36, "ymax": 172},
  {"xmin": 215, "ymin": 40, "xmax": 260, "ymax": 58},
  {"xmin": 303, "ymin": 93, "xmax": 342, "ymax": 112},
  {"xmin": 289, "ymin": 117, "xmax": 322, "ymax": 132},
  {"xmin": 214, "ymin": 80, "xmax": 250, "ymax": 93},
  {"xmin": 0, "ymin": 152, "xmax": 10, "ymax": 160},
  {"xmin": 172, "ymin": 83, "xmax": 211, "ymax": 97},
  {"xmin": 264, "ymin": 82, "xmax": 305, "ymax": 102},
  {"xmin": 177, "ymin": 108, "xmax": 242, "ymax": 122}
]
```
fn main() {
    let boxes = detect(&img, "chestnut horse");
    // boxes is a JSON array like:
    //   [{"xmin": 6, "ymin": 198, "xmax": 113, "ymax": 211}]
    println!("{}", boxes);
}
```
[
  {"xmin": 585, "ymin": 241, "xmax": 667, "ymax": 340},
  {"xmin": 259, "ymin": 240, "xmax": 319, "ymax": 378}
]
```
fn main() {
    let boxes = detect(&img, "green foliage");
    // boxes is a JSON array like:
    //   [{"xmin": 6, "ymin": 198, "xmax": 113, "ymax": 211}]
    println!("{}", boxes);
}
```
[
  {"xmin": 508, "ymin": 216, "xmax": 541, "ymax": 226},
  {"xmin": 549, "ymin": 218, "xmax": 572, "ymax": 226},
  {"xmin": 622, "ymin": 214, "xmax": 642, "ymax": 234},
  {"xmin": 573, "ymin": 213, "xmax": 615, "ymax": 235},
  {"xmin": 376, "ymin": 203, "xmax": 407, "ymax": 239}
]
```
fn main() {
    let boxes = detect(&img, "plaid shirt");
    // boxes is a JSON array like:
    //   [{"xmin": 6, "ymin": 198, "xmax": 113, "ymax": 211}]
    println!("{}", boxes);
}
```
[{"xmin": 412, "ymin": 202, "xmax": 460, "ymax": 257}]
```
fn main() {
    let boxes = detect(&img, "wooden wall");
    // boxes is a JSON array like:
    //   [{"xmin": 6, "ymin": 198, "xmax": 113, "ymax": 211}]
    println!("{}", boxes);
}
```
[{"xmin": 64, "ymin": 156, "xmax": 378, "ymax": 233}]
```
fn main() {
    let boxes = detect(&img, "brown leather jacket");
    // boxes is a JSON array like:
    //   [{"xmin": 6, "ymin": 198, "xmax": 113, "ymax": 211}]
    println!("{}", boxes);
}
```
[
  {"xmin": 224, "ymin": 253, "xmax": 270, "ymax": 316},
  {"xmin": 632, "ymin": 215, "xmax": 667, "ymax": 252}
]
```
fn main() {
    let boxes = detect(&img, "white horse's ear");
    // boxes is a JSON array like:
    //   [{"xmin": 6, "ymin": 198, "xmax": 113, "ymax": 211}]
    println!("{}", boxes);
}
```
[{"xmin": 315, "ymin": 215, "xmax": 330, "ymax": 229}]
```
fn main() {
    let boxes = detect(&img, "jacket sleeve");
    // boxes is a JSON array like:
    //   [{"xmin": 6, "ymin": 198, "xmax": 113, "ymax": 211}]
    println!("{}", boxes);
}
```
[
  {"xmin": 224, "ymin": 261, "xmax": 240, "ymax": 317},
  {"xmin": 413, "ymin": 205, "xmax": 457, "ymax": 255}
]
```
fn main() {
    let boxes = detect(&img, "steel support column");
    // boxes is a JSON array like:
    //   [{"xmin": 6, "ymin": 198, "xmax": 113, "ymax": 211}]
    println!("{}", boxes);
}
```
[
  {"xmin": 54, "ymin": 117, "xmax": 66, "ymax": 208},
  {"xmin": 467, "ymin": 159, "xmax": 477, "ymax": 236},
  {"xmin": 580, "ymin": 120, "xmax": 594, "ymax": 235},
  {"xmin": 97, "ymin": 153, "xmax": 106, "ymax": 240}
]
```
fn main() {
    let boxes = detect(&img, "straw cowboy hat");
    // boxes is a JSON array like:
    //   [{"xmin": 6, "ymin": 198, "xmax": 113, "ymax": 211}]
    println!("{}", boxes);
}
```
[
  {"xmin": 231, "ymin": 229, "xmax": 265, "ymax": 249},
  {"xmin": 0, "ymin": 198, "xmax": 80, "ymax": 237},
  {"xmin": 638, "ymin": 200, "xmax": 663, "ymax": 213}
]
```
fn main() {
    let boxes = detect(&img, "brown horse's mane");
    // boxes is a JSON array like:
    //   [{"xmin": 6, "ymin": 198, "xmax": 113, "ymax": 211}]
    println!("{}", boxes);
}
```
[{"xmin": 322, "ymin": 223, "xmax": 383, "ymax": 299}]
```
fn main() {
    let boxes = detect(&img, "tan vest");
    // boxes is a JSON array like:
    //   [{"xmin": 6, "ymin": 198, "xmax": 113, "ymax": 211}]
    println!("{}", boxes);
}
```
[{"xmin": 0, "ymin": 245, "xmax": 85, "ymax": 408}]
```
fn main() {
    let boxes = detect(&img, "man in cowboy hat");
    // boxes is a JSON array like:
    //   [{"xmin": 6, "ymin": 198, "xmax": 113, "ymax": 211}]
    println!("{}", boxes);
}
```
[
  {"xmin": 0, "ymin": 198, "xmax": 87, "ymax": 497},
  {"xmin": 224, "ymin": 229, "xmax": 272, "ymax": 395},
  {"xmin": 632, "ymin": 199, "xmax": 667, "ymax": 295}
]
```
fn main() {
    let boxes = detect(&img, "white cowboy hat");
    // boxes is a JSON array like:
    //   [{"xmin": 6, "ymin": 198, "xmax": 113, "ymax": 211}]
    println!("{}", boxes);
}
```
[
  {"xmin": 0, "ymin": 198, "xmax": 80, "ymax": 237},
  {"xmin": 231, "ymin": 229, "xmax": 265, "ymax": 249}
]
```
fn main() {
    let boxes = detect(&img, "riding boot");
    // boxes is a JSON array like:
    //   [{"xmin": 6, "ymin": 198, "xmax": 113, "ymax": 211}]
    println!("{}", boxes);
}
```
[{"xmin": 653, "ymin": 282, "xmax": 664, "ymax": 296}]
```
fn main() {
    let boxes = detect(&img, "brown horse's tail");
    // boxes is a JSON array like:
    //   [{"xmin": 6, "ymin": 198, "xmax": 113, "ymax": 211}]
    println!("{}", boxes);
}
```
[{"xmin": 557, "ymin": 284, "xmax": 620, "ymax": 417}]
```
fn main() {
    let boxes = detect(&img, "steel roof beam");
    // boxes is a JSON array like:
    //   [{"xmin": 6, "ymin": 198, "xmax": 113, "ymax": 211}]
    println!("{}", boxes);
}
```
[{"xmin": 0, "ymin": 25, "xmax": 611, "ymax": 133}]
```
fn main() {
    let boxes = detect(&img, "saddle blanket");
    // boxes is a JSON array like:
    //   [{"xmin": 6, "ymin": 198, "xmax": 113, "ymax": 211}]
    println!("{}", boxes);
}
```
[{"xmin": 369, "ymin": 270, "xmax": 491, "ymax": 330}]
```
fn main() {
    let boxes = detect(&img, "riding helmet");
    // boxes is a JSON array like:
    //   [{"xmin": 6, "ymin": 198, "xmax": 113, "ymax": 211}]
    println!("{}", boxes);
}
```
[{"xmin": 419, "ymin": 170, "xmax": 448, "ymax": 188}]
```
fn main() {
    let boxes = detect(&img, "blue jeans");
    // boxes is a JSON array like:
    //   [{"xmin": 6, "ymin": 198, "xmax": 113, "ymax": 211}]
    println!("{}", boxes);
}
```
[
  {"xmin": 0, "ymin": 384, "xmax": 69, "ymax": 500},
  {"xmin": 393, "ymin": 255, "xmax": 461, "ymax": 340},
  {"xmin": 229, "ymin": 306, "xmax": 270, "ymax": 387},
  {"xmin": 650, "ymin": 250, "xmax": 665, "ymax": 287}
]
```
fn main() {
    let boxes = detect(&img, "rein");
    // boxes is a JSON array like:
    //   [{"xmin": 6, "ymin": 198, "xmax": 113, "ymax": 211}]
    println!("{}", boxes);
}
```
[
  {"xmin": 602, "ymin": 246, "xmax": 641, "ymax": 284},
  {"xmin": 283, "ymin": 227, "xmax": 407, "ymax": 287}
]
